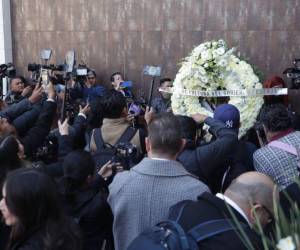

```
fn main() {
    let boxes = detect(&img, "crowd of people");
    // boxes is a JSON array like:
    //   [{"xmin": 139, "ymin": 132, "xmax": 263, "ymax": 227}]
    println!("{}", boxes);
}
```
[{"xmin": 0, "ymin": 70, "xmax": 299, "ymax": 250}]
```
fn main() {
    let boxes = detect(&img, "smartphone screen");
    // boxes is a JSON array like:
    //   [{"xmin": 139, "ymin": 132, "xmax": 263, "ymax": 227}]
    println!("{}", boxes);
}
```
[{"xmin": 41, "ymin": 69, "xmax": 49, "ymax": 87}]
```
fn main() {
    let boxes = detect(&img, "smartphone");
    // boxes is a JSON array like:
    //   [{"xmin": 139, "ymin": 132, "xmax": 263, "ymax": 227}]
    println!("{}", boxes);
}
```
[
  {"xmin": 120, "ymin": 81, "xmax": 133, "ymax": 88},
  {"xmin": 41, "ymin": 69, "xmax": 49, "ymax": 87},
  {"xmin": 128, "ymin": 103, "xmax": 141, "ymax": 116},
  {"xmin": 143, "ymin": 65, "xmax": 162, "ymax": 77}
]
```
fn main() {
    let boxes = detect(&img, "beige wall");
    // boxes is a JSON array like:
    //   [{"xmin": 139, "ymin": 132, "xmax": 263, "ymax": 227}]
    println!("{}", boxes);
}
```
[{"xmin": 11, "ymin": 0, "xmax": 300, "ymax": 96}]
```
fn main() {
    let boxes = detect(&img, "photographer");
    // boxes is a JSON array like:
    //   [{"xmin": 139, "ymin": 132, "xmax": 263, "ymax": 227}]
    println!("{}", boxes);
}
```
[
  {"xmin": 4, "ymin": 76, "xmax": 32, "ymax": 105},
  {"xmin": 70, "ymin": 70, "xmax": 107, "ymax": 103}
]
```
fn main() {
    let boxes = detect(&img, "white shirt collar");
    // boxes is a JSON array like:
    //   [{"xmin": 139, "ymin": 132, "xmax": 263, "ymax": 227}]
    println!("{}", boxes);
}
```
[
  {"xmin": 216, "ymin": 193, "xmax": 250, "ymax": 225},
  {"xmin": 151, "ymin": 157, "xmax": 170, "ymax": 161}
]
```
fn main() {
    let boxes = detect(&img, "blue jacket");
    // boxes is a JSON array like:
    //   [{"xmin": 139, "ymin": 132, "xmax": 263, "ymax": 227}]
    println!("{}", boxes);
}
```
[{"xmin": 70, "ymin": 84, "xmax": 107, "ymax": 103}]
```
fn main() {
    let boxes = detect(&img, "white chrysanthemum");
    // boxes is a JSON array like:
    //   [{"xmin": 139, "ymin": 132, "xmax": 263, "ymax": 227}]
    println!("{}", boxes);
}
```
[
  {"xmin": 217, "ymin": 59, "xmax": 228, "ymax": 67},
  {"xmin": 216, "ymin": 47, "xmax": 225, "ymax": 56},
  {"xmin": 171, "ymin": 39, "xmax": 263, "ymax": 138},
  {"xmin": 277, "ymin": 236, "xmax": 296, "ymax": 250},
  {"xmin": 201, "ymin": 50, "xmax": 212, "ymax": 61}
]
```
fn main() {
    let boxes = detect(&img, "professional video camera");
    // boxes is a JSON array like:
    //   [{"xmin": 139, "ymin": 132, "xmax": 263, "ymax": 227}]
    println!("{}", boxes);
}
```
[
  {"xmin": 283, "ymin": 58, "xmax": 300, "ymax": 89},
  {"xmin": 28, "ymin": 49, "xmax": 65, "ymax": 85},
  {"xmin": 0, "ymin": 63, "xmax": 16, "ymax": 79},
  {"xmin": 74, "ymin": 63, "xmax": 90, "ymax": 84}
]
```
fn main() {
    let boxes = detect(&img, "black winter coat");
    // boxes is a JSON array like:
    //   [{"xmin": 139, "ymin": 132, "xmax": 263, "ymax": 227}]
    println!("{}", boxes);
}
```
[
  {"xmin": 59, "ymin": 179, "xmax": 113, "ymax": 250},
  {"xmin": 178, "ymin": 117, "xmax": 238, "ymax": 184},
  {"xmin": 169, "ymin": 192, "xmax": 264, "ymax": 250}
]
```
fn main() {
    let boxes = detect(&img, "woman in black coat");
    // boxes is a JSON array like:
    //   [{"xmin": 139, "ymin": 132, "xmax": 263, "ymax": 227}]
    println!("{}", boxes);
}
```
[
  {"xmin": 59, "ymin": 150, "xmax": 115, "ymax": 250},
  {"xmin": 0, "ymin": 168, "xmax": 81, "ymax": 250}
]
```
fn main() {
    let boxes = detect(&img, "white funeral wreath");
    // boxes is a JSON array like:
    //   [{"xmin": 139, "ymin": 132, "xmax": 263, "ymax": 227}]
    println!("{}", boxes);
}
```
[{"xmin": 171, "ymin": 40, "xmax": 264, "ymax": 137}]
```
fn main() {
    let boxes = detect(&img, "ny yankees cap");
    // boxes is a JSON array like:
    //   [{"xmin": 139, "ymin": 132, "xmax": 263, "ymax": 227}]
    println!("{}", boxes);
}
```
[{"xmin": 214, "ymin": 104, "xmax": 240, "ymax": 129}]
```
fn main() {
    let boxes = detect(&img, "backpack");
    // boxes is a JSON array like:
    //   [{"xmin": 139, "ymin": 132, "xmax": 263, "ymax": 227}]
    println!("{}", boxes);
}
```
[
  {"xmin": 128, "ymin": 202, "xmax": 247, "ymax": 250},
  {"xmin": 92, "ymin": 126, "xmax": 139, "ymax": 171}
]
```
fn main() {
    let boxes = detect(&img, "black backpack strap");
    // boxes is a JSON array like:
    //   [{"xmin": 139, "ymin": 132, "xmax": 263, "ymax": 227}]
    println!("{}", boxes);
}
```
[
  {"xmin": 115, "ymin": 126, "xmax": 137, "ymax": 145},
  {"xmin": 93, "ymin": 128, "xmax": 105, "ymax": 149},
  {"xmin": 188, "ymin": 218, "xmax": 247, "ymax": 242}
]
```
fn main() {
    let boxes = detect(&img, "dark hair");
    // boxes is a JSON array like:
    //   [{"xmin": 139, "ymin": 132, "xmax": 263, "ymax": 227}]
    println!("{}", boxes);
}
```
[
  {"xmin": 4, "ymin": 168, "xmax": 81, "ymax": 249},
  {"xmin": 9, "ymin": 76, "xmax": 24, "ymax": 84},
  {"xmin": 176, "ymin": 115, "xmax": 197, "ymax": 141},
  {"xmin": 87, "ymin": 97, "xmax": 104, "ymax": 132},
  {"xmin": 261, "ymin": 104, "xmax": 292, "ymax": 132},
  {"xmin": 0, "ymin": 135, "xmax": 21, "ymax": 188},
  {"xmin": 87, "ymin": 70, "xmax": 96, "ymax": 77},
  {"xmin": 148, "ymin": 113, "xmax": 182, "ymax": 156},
  {"xmin": 101, "ymin": 89, "xmax": 127, "ymax": 118},
  {"xmin": 110, "ymin": 72, "xmax": 123, "ymax": 82},
  {"xmin": 63, "ymin": 150, "xmax": 95, "ymax": 197},
  {"xmin": 159, "ymin": 78, "xmax": 172, "ymax": 86}
]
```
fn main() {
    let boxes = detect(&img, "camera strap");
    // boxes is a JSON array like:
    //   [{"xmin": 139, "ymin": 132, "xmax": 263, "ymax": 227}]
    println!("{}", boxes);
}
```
[{"xmin": 94, "ymin": 126, "xmax": 137, "ymax": 150}]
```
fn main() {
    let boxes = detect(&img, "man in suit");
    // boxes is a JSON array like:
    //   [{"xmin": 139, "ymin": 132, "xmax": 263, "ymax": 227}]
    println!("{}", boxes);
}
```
[
  {"xmin": 108, "ymin": 113, "xmax": 209, "ymax": 250},
  {"xmin": 169, "ymin": 171, "xmax": 277, "ymax": 249}
]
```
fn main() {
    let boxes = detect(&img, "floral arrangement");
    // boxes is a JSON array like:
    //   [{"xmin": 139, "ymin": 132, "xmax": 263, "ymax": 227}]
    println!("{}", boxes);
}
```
[{"xmin": 171, "ymin": 39, "xmax": 264, "ymax": 137}]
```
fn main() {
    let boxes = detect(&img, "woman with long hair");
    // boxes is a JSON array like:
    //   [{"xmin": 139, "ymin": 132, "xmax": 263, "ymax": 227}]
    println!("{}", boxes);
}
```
[
  {"xmin": 60, "ymin": 150, "xmax": 114, "ymax": 250},
  {"xmin": 0, "ymin": 168, "xmax": 81, "ymax": 250}
]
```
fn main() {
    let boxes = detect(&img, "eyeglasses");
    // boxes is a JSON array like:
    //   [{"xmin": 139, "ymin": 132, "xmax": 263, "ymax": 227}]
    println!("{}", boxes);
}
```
[{"xmin": 88, "ymin": 77, "xmax": 95, "ymax": 80}]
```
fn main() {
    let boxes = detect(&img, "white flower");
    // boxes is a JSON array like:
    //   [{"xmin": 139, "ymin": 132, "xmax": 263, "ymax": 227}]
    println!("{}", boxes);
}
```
[
  {"xmin": 216, "ymin": 47, "xmax": 225, "ymax": 56},
  {"xmin": 218, "ymin": 39, "xmax": 226, "ymax": 46},
  {"xmin": 198, "ymin": 66, "xmax": 206, "ymax": 75},
  {"xmin": 194, "ymin": 44, "xmax": 206, "ymax": 54},
  {"xmin": 217, "ymin": 59, "xmax": 228, "ymax": 67},
  {"xmin": 212, "ymin": 50, "xmax": 219, "ymax": 58},
  {"xmin": 201, "ymin": 50, "xmax": 212, "ymax": 61},
  {"xmin": 277, "ymin": 236, "xmax": 296, "ymax": 250},
  {"xmin": 200, "ymin": 76, "xmax": 208, "ymax": 83}
]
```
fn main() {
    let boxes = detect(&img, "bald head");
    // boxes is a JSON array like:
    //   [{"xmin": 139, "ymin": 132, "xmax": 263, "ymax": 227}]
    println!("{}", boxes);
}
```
[
  {"xmin": 225, "ymin": 172, "xmax": 277, "ymax": 217},
  {"xmin": 230, "ymin": 172, "xmax": 275, "ymax": 191}
]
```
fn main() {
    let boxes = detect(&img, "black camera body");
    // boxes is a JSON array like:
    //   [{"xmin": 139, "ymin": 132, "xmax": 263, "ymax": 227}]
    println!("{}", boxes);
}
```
[
  {"xmin": 28, "ymin": 63, "xmax": 65, "ymax": 84},
  {"xmin": 112, "ymin": 142, "xmax": 139, "ymax": 170},
  {"xmin": 283, "ymin": 58, "xmax": 300, "ymax": 89},
  {"xmin": 31, "ymin": 133, "xmax": 58, "ymax": 163},
  {"xmin": 75, "ymin": 64, "xmax": 89, "ymax": 84},
  {"xmin": 0, "ymin": 63, "xmax": 16, "ymax": 78}
]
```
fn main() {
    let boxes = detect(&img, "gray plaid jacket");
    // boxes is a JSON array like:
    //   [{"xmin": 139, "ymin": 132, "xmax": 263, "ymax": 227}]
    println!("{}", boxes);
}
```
[
  {"xmin": 108, "ymin": 157, "xmax": 209, "ymax": 250},
  {"xmin": 253, "ymin": 131, "xmax": 300, "ymax": 190}
]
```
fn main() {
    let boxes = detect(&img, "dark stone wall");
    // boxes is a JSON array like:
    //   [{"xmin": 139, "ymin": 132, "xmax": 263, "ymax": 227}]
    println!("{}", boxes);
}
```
[{"xmin": 10, "ymin": 0, "xmax": 300, "ymax": 95}]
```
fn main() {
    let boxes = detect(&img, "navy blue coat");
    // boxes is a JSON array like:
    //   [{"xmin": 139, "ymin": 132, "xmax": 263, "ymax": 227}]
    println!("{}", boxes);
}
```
[{"xmin": 178, "ymin": 117, "xmax": 238, "ymax": 184}]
